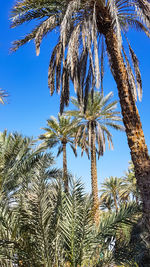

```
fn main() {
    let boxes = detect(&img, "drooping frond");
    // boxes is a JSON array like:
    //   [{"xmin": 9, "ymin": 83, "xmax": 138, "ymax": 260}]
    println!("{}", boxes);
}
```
[
  {"xmin": 10, "ymin": 0, "xmax": 150, "ymax": 108},
  {"xmin": 128, "ymin": 44, "xmax": 142, "ymax": 101},
  {"xmin": 35, "ymin": 15, "xmax": 58, "ymax": 56}
]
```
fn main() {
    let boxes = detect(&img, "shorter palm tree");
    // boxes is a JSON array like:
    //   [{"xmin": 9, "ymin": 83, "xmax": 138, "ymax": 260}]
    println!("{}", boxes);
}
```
[
  {"xmin": 67, "ymin": 92, "xmax": 124, "ymax": 223},
  {"xmin": 39, "ymin": 114, "xmax": 78, "ymax": 192},
  {"xmin": 100, "ymin": 176, "xmax": 125, "ymax": 212}
]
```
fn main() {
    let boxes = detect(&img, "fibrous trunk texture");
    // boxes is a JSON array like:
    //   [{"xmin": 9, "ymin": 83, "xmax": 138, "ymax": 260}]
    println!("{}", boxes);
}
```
[
  {"xmin": 105, "ymin": 28, "xmax": 150, "ymax": 228},
  {"xmin": 113, "ymin": 192, "xmax": 118, "ymax": 212},
  {"xmin": 90, "ymin": 122, "xmax": 99, "ymax": 225},
  {"xmin": 62, "ymin": 141, "xmax": 68, "ymax": 193}
]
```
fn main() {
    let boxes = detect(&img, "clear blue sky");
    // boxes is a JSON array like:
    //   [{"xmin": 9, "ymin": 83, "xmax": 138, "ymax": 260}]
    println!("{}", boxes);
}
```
[{"xmin": 0, "ymin": 2, "xmax": 150, "ymax": 192}]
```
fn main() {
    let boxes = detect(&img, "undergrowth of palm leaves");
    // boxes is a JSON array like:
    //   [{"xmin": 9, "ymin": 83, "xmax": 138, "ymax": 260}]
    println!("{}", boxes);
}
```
[{"xmin": 0, "ymin": 130, "xmax": 142, "ymax": 267}]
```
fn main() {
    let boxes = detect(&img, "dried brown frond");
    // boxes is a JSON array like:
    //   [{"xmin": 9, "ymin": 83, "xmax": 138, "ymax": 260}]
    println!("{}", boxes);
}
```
[
  {"xmin": 128, "ymin": 44, "xmax": 142, "ymax": 101},
  {"xmin": 35, "ymin": 16, "xmax": 57, "ymax": 56},
  {"xmin": 123, "ymin": 47, "xmax": 137, "ymax": 101}
]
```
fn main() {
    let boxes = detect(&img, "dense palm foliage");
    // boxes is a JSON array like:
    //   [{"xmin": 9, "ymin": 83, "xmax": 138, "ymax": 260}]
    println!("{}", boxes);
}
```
[
  {"xmin": 0, "ymin": 133, "xmax": 142, "ymax": 266},
  {"xmin": 10, "ymin": 0, "xmax": 150, "ymax": 225},
  {"xmin": 0, "ymin": 130, "xmax": 36, "ymax": 195},
  {"xmin": 66, "ymin": 91, "xmax": 124, "ymax": 223},
  {"xmin": 39, "ymin": 114, "xmax": 77, "ymax": 192},
  {"xmin": 100, "ymin": 177, "xmax": 125, "ymax": 212}
]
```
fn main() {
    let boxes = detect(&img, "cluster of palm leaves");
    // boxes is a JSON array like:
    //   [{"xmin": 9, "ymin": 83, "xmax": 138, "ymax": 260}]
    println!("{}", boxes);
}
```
[{"xmin": 0, "ymin": 131, "xmax": 145, "ymax": 267}]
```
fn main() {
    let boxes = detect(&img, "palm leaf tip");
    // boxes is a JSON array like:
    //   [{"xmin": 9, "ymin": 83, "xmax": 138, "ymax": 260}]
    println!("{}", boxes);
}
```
[{"xmin": 0, "ymin": 89, "xmax": 8, "ymax": 104}]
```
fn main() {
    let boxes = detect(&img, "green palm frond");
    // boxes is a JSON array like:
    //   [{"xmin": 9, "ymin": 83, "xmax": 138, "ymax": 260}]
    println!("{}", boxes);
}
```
[
  {"xmin": 39, "ymin": 114, "xmax": 78, "ymax": 157},
  {"xmin": 100, "ymin": 176, "xmax": 126, "ymax": 210},
  {"xmin": 66, "ymin": 92, "xmax": 124, "ymax": 158}
]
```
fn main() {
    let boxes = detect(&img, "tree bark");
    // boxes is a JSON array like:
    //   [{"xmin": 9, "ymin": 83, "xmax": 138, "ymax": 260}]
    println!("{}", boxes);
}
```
[
  {"xmin": 112, "ymin": 191, "xmax": 118, "ymax": 212},
  {"xmin": 90, "ymin": 122, "xmax": 99, "ymax": 225},
  {"xmin": 104, "ymin": 28, "xmax": 150, "ymax": 227},
  {"xmin": 62, "ymin": 141, "xmax": 68, "ymax": 193}
]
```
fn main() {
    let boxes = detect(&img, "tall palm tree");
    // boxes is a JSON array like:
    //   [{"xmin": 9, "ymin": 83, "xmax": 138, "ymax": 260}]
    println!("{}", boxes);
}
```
[
  {"xmin": 39, "ymin": 114, "xmax": 77, "ymax": 192},
  {"xmin": 10, "ymin": 0, "xmax": 150, "ymax": 224},
  {"xmin": 67, "ymin": 92, "xmax": 124, "ymax": 223},
  {"xmin": 100, "ymin": 176, "xmax": 125, "ymax": 212}
]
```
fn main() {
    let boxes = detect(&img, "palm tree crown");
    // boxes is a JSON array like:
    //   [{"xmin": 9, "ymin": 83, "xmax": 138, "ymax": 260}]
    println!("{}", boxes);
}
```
[
  {"xmin": 10, "ymin": 0, "xmax": 150, "ymax": 109},
  {"xmin": 68, "ymin": 91, "xmax": 124, "ymax": 158},
  {"xmin": 39, "ymin": 114, "xmax": 78, "ymax": 192},
  {"xmin": 100, "ymin": 176, "xmax": 125, "ymax": 211},
  {"xmin": 39, "ymin": 114, "xmax": 77, "ymax": 155}
]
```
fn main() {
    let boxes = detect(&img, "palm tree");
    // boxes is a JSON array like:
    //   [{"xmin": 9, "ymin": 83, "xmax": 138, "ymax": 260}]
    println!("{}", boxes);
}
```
[
  {"xmin": 100, "ymin": 176, "xmax": 125, "ymax": 211},
  {"xmin": 10, "ymin": 0, "xmax": 150, "ymax": 224},
  {"xmin": 122, "ymin": 161, "xmax": 140, "ymax": 204},
  {"xmin": 39, "ymin": 114, "xmax": 77, "ymax": 192},
  {"xmin": 67, "ymin": 92, "xmax": 124, "ymax": 223}
]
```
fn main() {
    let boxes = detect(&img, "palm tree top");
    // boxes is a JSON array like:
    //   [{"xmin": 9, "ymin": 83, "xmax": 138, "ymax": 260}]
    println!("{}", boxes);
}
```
[
  {"xmin": 39, "ymin": 114, "xmax": 78, "ymax": 158},
  {"xmin": 70, "ymin": 91, "xmax": 123, "ymax": 124},
  {"xmin": 10, "ymin": 0, "xmax": 150, "ymax": 111},
  {"xmin": 100, "ymin": 176, "xmax": 124, "ymax": 193},
  {"xmin": 40, "ymin": 114, "xmax": 77, "ymax": 142},
  {"xmin": 66, "ymin": 92, "xmax": 124, "ymax": 158},
  {"xmin": 100, "ymin": 176, "xmax": 125, "ymax": 211}
]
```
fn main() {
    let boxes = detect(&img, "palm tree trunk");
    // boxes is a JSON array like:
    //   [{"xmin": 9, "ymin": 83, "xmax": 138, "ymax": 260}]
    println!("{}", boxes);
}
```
[
  {"xmin": 90, "ymin": 122, "xmax": 99, "ymax": 225},
  {"xmin": 113, "ymin": 192, "xmax": 118, "ymax": 212},
  {"xmin": 104, "ymin": 28, "xmax": 150, "ymax": 227},
  {"xmin": 62, "ymin": 141, "xmax": 68, "ymax": 193}
]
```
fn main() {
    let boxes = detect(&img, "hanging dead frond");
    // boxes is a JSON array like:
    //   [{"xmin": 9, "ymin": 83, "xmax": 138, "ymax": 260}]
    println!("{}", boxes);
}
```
[
  {"xmin": 35, "ymin": 16, "xmax": 57, "ymax": 56},
  {"xmin": 107, "ymin": 0, "xmax": 122, "ymax": 49},
  {"xmin": 60, "ymin": 0, "xmax": 80, "ymax": 62},
  {"xmin": 67, "ymin": 23, "xmax": 81, "ymax": 79},
  {"xmin": 100, "ymin": 37, "xmax": 104, "ymax": 94},
  {"xmin": 128, "ymin": 44, "xmax": 142, "ymax": 101},
  {"xmin": 62, "ymin": 62, "xmax": 70, "ymax": 107},
  {"xmin": 92, "ymin": 4, "xmax": 100, "ymax": 88},
  {"xmin": 84, "ymin": 66, "xmax": 92, "ymax": 113},
  {"xmin": 122, "ymin": 47, "xmax": 137, "ymax": 101},
  {"xmin": 56, "ymin": 42, "xmax": 63, "ymax": 94},
  {"xmin": 48, "ymin": 42, "xmax": 63, "ymax": 95},
  {"xmin": 135, "ymin": 0, "xmax": 150, "ymax": 28}
]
